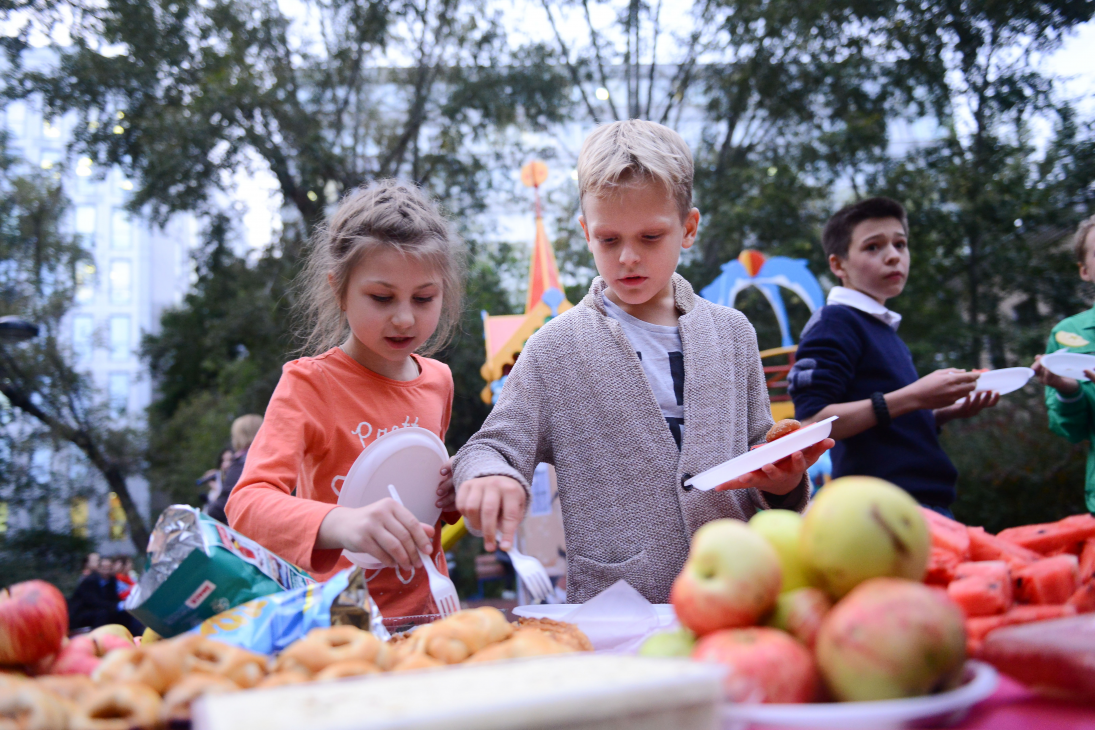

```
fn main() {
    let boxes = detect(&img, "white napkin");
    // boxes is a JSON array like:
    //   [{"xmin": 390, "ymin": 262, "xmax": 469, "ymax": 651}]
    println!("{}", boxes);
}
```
[{"xmin": 561, "ymin": 579, "xmax": 664, "ymax": 652}]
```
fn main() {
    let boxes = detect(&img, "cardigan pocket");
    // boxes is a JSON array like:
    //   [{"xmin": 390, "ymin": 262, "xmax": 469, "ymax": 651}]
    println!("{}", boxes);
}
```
[{"xmin": 570, "ymin": 550, "xmax": 648, "ymax": 586}]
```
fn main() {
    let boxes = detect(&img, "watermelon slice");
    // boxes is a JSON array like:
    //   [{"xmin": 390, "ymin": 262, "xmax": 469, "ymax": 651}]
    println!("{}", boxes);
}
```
[
  {"xmin": 968, "ymin": 526, "xmax": 1040, "ymax": 568},
  {"xmin": 925, "ymin": 547, "xmax": 960, "ymax": 586},
  {"xmin": 948, "ymin": 574, "xmax": 1012, "ymax": 617},
  {"xmin": 980, "ymin": 615, "xmax": 1095, "ymax": 703},
  {"xmin": 1080, "ymin": 539, "xmax": 1095, "ymax": 584},
  {"xmin": 997, "ymin": 514, "xmax": 1095, "ymax": 555},
  {"xmin": 966, "ymin": 604, "xmax": 1078, "ymax": 644},
  {"xmin": 1067, "ymin": 582, "xmax": 1095, "ymax": 613},
  {"xmin": 920, "ymin": 507, "xmax": 971, "ymax": 558},
  {"xmin": 954, "ymin": 560, "xmax": 1010, "ymax": 582},
  {"xmin": 1014, "ymin": 555, "xmax": 1079, "ymax": 605}
]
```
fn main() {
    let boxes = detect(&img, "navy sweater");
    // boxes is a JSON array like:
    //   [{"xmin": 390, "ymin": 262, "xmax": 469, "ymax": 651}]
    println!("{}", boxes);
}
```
[{"xmin": 789, "ymin": 305, "xmax": 958, "ymax": 508}]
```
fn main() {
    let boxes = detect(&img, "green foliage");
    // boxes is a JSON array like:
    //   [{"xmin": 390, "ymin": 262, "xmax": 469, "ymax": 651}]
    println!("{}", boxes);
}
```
[{"xmin": 0, "ymin": 529, "xmax": 94, "ymax": 595}]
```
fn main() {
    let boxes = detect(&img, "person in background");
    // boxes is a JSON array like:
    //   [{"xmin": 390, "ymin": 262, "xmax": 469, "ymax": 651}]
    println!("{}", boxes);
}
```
[
  {"xmin": 80, "ymin": 552, "xmax": 100, "ymax": 578},
  {"xmin": 68, "ymin": 554, "xmax": 142, "ymax": 634},
  {"xmin": 199, "ymin": 448, "xmax": 234, "ymax": 515},
  {"xmin": 206, "ymin": 417, "xmax": 263, "ymax": 524},
  {"xmin": 1032, "ymin": 214, "xmax": 1095, "ymax": 515},
  {"xmin": 115, "ymin": 556, "xmax": 136, "ymax": 602}
]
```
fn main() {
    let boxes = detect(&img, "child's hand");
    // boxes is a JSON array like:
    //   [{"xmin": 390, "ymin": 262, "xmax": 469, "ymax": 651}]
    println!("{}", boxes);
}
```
[
  {"xmin": 317, "ymin": 500, "xmax": 435, "ymax": 572},
  {"xmin": 934, "ymin": 390, "xmax": 999, "ymax": 425},
  {"xmin": 456, "ymin": 475, "xmax": 526, "ymax": 552},
  {"xmin": 898, "ymin": 369, "xmax": 980, "ymax": 411},
  {"xmin": 715, "ymin": 438, "xmax": 834, "ymax": 495},
  {"xmin": 436, "ymin": 461, "xmax": 456, "ymax": 511},
  {"xmin": 1032, "ymin": 355, "xmax": 1082, "ymax": 396}
]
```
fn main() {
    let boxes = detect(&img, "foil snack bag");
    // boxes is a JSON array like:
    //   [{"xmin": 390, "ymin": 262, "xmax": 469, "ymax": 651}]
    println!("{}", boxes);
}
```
[
  {"xmin": 125, "ymin": 505, "xmax": 314, "ymax": 637},
  {"xmin": 189, "ymin": 567, "xmax": 389, "ymax": 653}
]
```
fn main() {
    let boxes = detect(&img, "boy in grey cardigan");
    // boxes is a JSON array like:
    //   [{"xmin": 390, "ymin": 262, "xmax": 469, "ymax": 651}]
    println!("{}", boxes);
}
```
[{"xmin": 453, "ymin": 121, "xmax": 832, "ymax": 604}]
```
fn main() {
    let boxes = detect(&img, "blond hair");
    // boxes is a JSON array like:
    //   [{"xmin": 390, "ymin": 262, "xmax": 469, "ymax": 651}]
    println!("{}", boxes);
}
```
[
  {"xmin": 295, "ymin": 180, "xmax": 466, "ymax": 356},
  {"xmin": 1074, "ymin": 214, "xmax": 1095, "ymax": 264},
  {"xmin": 231, "ymin": 414, "xmax": 263, "ymax": 451},
  {"xmin": 576, "ymin": 120, "xmax": 694, "ymax": 219}
]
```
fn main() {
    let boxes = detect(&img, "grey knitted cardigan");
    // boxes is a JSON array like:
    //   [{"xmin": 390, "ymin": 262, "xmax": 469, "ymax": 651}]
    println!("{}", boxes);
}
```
[{"xmin": 452, "ymin": 273, "xmax": 809, "ymax": 604}]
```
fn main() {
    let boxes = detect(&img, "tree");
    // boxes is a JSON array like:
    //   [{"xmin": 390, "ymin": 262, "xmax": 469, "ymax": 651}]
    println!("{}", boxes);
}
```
[{"xmin": 0, "ymin": 133, "xmax": 148, "ymax": 552}]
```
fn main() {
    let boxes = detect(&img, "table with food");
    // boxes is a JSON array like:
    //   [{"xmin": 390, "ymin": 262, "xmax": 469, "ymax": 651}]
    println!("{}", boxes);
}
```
[{"xmin": 3, "ymin": 427, "xmax": 1095, "ymax": 729}]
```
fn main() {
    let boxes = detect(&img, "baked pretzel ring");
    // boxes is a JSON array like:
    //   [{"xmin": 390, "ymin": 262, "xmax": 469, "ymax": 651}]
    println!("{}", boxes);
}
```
[
  {"xmin": 275, "ymin": 626, "xmax": 390, "ymax": 674},
  {"xmin": 0, "ymin": 682, "xmax": 70, "ymax": 730},
  {"xmin": 389, "ymin": 652, "xmax": 445, "ymax": 672},
  {"xmin": 160, "ymin": 674, "xmax": 238, "ymax": 725},
  {"xmin": 70, "ymin": 682, "xmax": 162, "ymax": 730},
  {"xmin": 253, "ymin": 670, "xmax": 311, "ymax": 690},
  {"xmin": 91, "ymin": 644, "xmax": 182, "ymax": 694},
  {"xmin": 35, "ymin": 674, "xmax": 97, "ymax": 704},
  {"xmin": 175, "ymin": 636, "xmax": 267, "ymax": 689},
  {"xmin": 313, "ymin": 661, "xmax": 380, "ymax": 682}
]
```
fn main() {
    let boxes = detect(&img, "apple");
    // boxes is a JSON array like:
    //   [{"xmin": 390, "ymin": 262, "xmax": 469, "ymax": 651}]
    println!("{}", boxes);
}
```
[
  {"xmin": 638, "ymin": 628, "xmax": 696, "ymax": 658},
  {"xmin": 815, "ymin": 578, "xmax": 967, "ymax": 701},
  {"xmin": 140, "ymin": 627, "xmax": 162, "ymax": 645},
  {"xmin": 748, "ymin": 510, "xmax": 810, "ymax": 593},
  {"xmin": 671, "ymin": 519, "xmax": 782, "ymax": 635},
  {"xmin": 799, "ymin": 476, "xmax": 930, "ymax": 598},
  {"xmin": 692, "ymin": 627, "xmax": 819, "ymax": 703},
  {"xmin": 765, "ymin": 587, "xmax": 832, "ymax": 650},
  {"xmin": 89, "ymin": 624, "xmax": 134, "ymax": 645},
  {"xmin": 0, "ymin": 580, "xmax": 68, "ymax": 666},
  {"xmin": 44, "ymin": 636, "xmax": 101, "ymax": 676}
]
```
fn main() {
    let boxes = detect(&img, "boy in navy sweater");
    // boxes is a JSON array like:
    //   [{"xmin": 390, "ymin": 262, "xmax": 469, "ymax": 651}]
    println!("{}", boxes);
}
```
[{"xmin": 789, "ymin": 197, "xmax": 998, "ymax": 514}]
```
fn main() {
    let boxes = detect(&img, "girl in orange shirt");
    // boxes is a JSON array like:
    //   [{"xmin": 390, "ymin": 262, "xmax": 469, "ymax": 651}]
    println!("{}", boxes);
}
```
[{"xmin": 226, "ymin": 180, "xmax": 465, "ymax": 619}]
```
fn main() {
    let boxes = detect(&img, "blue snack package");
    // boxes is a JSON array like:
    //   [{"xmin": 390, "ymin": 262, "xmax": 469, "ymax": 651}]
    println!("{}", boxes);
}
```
[{"xmin": 188, "ymin": 567, "xmax": 389, "ymax": 654}]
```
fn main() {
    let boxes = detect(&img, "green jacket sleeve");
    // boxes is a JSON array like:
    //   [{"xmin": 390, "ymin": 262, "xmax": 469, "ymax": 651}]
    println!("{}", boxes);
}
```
[{"xmin": 1044, "ymin": 332, "xmax": 1094, "ymax": 444}]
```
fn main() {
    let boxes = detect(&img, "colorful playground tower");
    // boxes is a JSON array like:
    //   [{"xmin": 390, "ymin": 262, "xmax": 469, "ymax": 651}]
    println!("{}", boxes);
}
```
[{"xmin": 479, "ymin": 161, "xmax": 573, "ymax": 404}]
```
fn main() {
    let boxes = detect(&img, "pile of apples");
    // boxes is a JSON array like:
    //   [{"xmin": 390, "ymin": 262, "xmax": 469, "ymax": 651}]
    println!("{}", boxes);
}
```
[
  {"xmin": 642, "ymin": 476, "xmax": 968, "ymax": 704},
  {"xmin": 0, "ymin": 579, "xmax": 138, "ymax": 677}
]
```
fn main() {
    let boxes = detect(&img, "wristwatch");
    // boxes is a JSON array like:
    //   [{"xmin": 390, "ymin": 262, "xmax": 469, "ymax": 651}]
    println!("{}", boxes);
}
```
[{"xmin": 871, "ymin": 392, "xmax": 892, "ymax": 428}]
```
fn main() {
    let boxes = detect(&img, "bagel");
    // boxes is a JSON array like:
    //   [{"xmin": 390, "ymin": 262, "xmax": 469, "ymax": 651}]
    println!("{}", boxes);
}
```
[
  {"xmin": 0, "ymin": 682, "xmax": 70, "ymax": 730},
  {"xmin": 765, "ymin": 419, "xmax": 802, "ymax": 442},
  {"xmin": 160, "ymin": 674, "xmax": 238, "ymax": 725},
  {"xmin": 275, "ymin": 626, "xmax": 390, "ymax": 674},
  {"xmin": 174, "ymin": 637, "xmax": 266, "ymax": 689},
  {"xmin": 92, "ymin": 643, "xmax": 183, "ymax": 694},
  {"xmin": 313, "ymin": 661, "xmax": 380, "ymax": 682},
  {"xmin": 70, "ymin": 682, "xmax": 162, "ymax": 730},
  {"xmin": 253, "ymin": 670, "xmax": 311, "ymax": 690},
  {"xmin": 35, "ymin": 674, "xmax": 96, "ymax": 704}
]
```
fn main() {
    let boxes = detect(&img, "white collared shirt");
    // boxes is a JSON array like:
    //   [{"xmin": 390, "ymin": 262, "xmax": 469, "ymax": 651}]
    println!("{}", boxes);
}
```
[{"xmin": 827, "ymin": 286, "xmax": 902, "ymax": 331}]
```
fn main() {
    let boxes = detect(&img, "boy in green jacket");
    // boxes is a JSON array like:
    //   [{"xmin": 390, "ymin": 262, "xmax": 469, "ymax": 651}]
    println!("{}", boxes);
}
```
[{"xmin": 1033, "ymin": 215, "xmax": 1095, "ymax": 514}]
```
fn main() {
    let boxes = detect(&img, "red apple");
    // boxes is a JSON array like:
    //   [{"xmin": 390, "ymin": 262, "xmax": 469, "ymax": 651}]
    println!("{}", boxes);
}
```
[
  {"xmin": 0, "ymin": 580, "xmax": 68, "ymax": 665},
  {"xmin": 671, "ymin": 519, "xmax": 782, "ymax": 635},
  {"xmin": 692, "ymin": 627, "xmax": 820, "ymax": 703},
  {"xmin": 43, "ymin": 636, "xmax": 101, "ymax": 676}
]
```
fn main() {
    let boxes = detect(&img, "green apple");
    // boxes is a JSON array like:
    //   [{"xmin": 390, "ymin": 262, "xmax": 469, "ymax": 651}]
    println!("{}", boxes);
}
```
[
  {"xmin": 800, "ymin": 477, "xmax": 930, "ymax": 599},
  {"xmin": 638, "ymin": 628, "xmax": 696, "ymax": 657},
  {"xmin": 748, "ymin": 510, "xmax": 810, "ymax": 593}
]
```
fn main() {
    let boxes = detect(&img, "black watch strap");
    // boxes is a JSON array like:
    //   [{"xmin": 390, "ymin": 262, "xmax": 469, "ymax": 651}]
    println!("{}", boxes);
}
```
[{"xmin": 871, "ymin": 391, "xmax": 892, "ymax": 428}]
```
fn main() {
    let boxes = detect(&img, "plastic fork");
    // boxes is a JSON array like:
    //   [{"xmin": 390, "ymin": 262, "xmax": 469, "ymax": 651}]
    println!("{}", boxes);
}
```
[
  {"xmin": 387, "ymin": 484, "xmax": 460, "ymax": 617},
  {"xmin": 502, "ymin": 538, "xmax": 553, "ymax": 604}
]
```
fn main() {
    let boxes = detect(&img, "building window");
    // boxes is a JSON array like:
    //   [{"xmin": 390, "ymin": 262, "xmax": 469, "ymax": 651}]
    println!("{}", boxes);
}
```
[
  {"xmin": 109, "ymin": 260, "xmax": 132, "ymax": 305},
  {"xmin": 108, "ymin": 492, "xmax": 127, "ymax": 541},
  {"xmin": 70, "ymin": 498, "xmax": 88, "ymax": 538},
  {"xmin": 111, "ymin": 209, "xmax": 131, "ymax": 249},
  {"xmin": 75, "ymin": 262, "xmax": 96, "ymax": 303},
  {"xmin": 6, "ymin": 102, "xmax": 25, "ymax": 135},
  {"xmin": 72, "ymin": 315, "xmax": 94, "ymax": 362},
  {"xmin": 108, "ymin": 372, "xmax": 129, "ymax": 415},
  {"xmin": 109, "ymin": 315, "xmax": 130, "ymax": 361},
  {"xmin": 75, "ymin": 205, "xmax": 97, "ymax": 241}
]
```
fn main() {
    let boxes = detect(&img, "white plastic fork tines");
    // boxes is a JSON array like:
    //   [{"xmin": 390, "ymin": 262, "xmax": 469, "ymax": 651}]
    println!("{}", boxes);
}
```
[
  {"xmin": 502, "ymin": 538, "xmax": 553, "ymax": 604},
  {"xmin": 387, "ymin": 484, "xmax": 460, "ymax": 617}
]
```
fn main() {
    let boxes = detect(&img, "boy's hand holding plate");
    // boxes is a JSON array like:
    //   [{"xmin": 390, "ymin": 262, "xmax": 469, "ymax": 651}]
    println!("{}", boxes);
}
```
[{"xmin": 714, "ymin": 437, "xmax": 835, "ymax": 494}]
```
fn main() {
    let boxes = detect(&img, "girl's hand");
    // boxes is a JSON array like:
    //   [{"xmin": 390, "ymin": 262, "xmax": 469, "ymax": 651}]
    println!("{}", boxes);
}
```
[
  {"xmin": 1032, "ymin": 355, "xmax": 1081, "ymax": 395},
  {"xmin": 436, "ymin": 461, "xmax": 456, "ymax": 511},
  {"xmin": 317, "ymin": 500, "xmax": 435, "ymax": 572},
  {"xmin": 715, "ymin": 439, "xmax": 835, "ymax": 495}
]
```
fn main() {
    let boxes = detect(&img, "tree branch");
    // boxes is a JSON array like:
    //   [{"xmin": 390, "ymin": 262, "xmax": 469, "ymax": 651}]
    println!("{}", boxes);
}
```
[
  {"xmin": 539, "ymin": 0, "xmax": 600, "ymax": 123},
  {"xmin": 582, "ymin": 0, "xmax": 622, "ymax": 121}
]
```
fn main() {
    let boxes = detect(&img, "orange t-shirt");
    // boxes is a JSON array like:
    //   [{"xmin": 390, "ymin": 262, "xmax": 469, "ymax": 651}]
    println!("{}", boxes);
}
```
[{"xmin": 225, "ymin": 347, "xmax": 457, "ymax": 619}]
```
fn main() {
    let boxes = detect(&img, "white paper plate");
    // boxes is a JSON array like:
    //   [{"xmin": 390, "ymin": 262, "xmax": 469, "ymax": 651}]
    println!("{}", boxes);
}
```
[
  {"xmin": 513, "ymin": 603, "xmax": 678, "ymax": 626},
  {"xmin": 684, "ymin": 416, "xmax": 838, "ymax": 492},
  {"xmin": 720, "ymin": 660, "xmax": 998, "ymax": 729},
  {"xmin": 1041, "ymin": 350, "xmax": 1095, "ymax": 381},
  {"xmin": 337, "ymin": 427, "xmax": 448, "ymax": 569},
  {"xmin": 973, "ymin": 367, "xmax": 1033, "ymax": 395}
]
